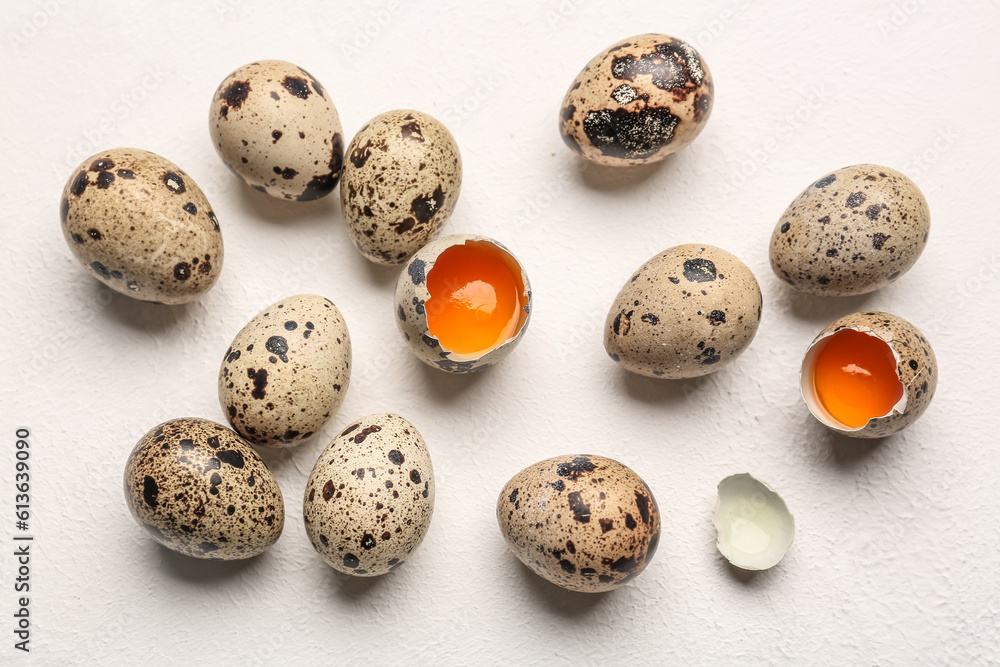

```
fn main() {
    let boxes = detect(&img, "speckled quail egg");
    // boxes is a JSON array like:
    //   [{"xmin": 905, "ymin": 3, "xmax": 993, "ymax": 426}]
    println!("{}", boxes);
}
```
[
  {"xmin": 303, "ymin": 413, "xmax": 434, "ymax": 576},
  {"xmin": 497, "ymin": 455, "xmax": 660, "ymax": 593},
  {"xmin": 801, "ymin": 311, "xmax": 937, "ymax": 438},
  {"xmin": 395, "ymin": 234, "xmax": 532, "ymax": 373},
  {"xmin": 605, "ymin": 244, "xmax": 762, "ymax": 378},
  {"xmin": 341, "ymin": 109, "xmax": 462, "ymax": 265},
  {"xmin": 769, "ymin": 165, "xmax": 930, "ymax": 295},
  {"xmin": 209, "ymin": 60, "xmax": 344, "ymax": 200},
  {"xmin": 60, "ymin": 148, "xmax": 223, "ymax": 304},
  {"xmin": 123, "ymin": 417, "xmax": 284, "ymax": 560},
  {"xmin": 560, "ymin": 33, "xmax": 714, "ymax": 167},
  {"xmin": 219, "ymin": 294, "xmax": 351, "ymax": 447}
]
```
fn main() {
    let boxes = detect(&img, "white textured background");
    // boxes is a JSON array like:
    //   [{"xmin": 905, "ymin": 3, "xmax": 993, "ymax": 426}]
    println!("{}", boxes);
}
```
[{"xmin": 1, "ymin": 0, "xmax": 998, "ymax": 664}]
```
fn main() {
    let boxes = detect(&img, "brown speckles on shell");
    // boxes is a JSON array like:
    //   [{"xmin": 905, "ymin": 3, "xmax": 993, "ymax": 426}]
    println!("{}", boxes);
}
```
[
  {"xmin": 497, "ymin": 455, "xmax": 660, "ymax": 593},
  {"xmin": 340, "ymin": 110, "xmax": 462, "ymax": 265},
  {"xmin": 218, "ymin": 295, "xmax": 351, "ymax": 448},
  {"xmin": 123, "ymin": 418, "xmax": 284, "ymax": 560},
  {"xmin": 209, "ymin": 60, "xmax": 343, "ymax": 200},
  {"xmin": 560, "ymin": 34, "xmax": 714, "ymax": 167},
  {"xmin": 802, "ymin": 311, "xmax": 937, "ymax": 438},
  {"xmin": 60, "ymin": 148, "xmax": 223, "ymax": 305},
  {"xmin": 302, "ymin": 413, "xmax": 434, "ymax": 576},
  {"xmin": 769, "ymin": 165, "xmax": 930, "ymax": 296},
  {"xmin": 605, "ymin": 244, "xmax": 762, "ymax": 379}
]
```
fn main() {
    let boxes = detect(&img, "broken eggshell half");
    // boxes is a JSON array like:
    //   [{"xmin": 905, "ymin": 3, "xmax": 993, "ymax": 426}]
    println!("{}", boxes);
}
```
[
  {"xmin": 713, "ymin": 473, "xmax": 794, "ymax": 571},
  {"xmin": 800, "ymin": 311, "xmax": 937, "ymax": 439},
  {"xmin": 394, "ymin": 234, "xmax": 532, "ymax": 373}
]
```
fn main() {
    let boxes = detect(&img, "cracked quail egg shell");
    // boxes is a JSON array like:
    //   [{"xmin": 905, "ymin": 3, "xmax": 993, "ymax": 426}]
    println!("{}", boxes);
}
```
[
  {"xmin": 559, "ymin": 33, "xmax": 714, "ymax": 167},
  {"xmin": 497, "ymin": 454, "xmax": 661, "ymax": 593},
  {"xmin": 341, "ymin": 109, "xmax": 462, "ymax": 265},
  {"xmin": 769, "ymin": 164, "xmax": 930, "ymax": 296},
  {"xmin": 60, "ymin": 148, "xmax": 223, "ymax": 305},
  {"xmin": 303, "ymin": 413, "xmax": 434, "ymax": 577},
  {"xmin": 394, "ymin": 234, "xmax": 532, "ymax": 373},
  {"xmin": 209, "ymin": 59, "xmax": 344, "ymax": 201},
  {"xmin": 714, "ymin": 473, "xmax": 794, "ymax": 571},
  {"xmin": 123, "ymin": 417, "xmax": 284, "ymax": 560},
  {"xmin": 218, "ymin": 294, "xmax": 351, "ymax": 448},
  {"xmin": 801, "ymin": 311, "xmax": 937, "ymax": 438},
  {"xmin": 604, "ymin": 244, "xmax": 762, "ymax": 378}
]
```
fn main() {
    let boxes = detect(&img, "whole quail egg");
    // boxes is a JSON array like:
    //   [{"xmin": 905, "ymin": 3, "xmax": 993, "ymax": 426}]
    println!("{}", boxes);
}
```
[
  {"xmin": 394, "ymin": 234, "xmax": 532, "ymax": 373},
  {"xmin": 209, "ymin": 60, "xmax": 344, "ymax": 200},
  {"xmin": 218, "ymin": 294, "xmax": 351, "ymax": 447},
  {"xmin": 497, "ymin": 454, "xmax": 660, "ymax": 593},
  {"xmin": 801, "ymin": 311, "xmax": 937, "ymax": 438},
  {"xmin": 123, "ymin": 417, "xmax": 284, "ymax": 560},
  {"xmin": 560, "ymin": 33, "xmax": 714, "ymax": 167},
  {"xmin": 605, "ymin": 244, "xmax": 762, "ymax": 378},
  {"xmin": 341, "ymin": 109, "xmax": 462, "ymax": 265},
  {"xmin": 769, "ymin": 164, "xmax": 930, "ymax": 295},
  {"xmin": 303, "ymin": 413, "xmax": 435, "ymax": 576},
  {"xmin": 60, "ymin": 148, "xmax": 223, "ymax": 304}
]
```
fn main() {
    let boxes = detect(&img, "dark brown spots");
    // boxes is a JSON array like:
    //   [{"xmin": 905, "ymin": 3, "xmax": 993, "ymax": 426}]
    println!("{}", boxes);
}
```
[
  {"xmin": 611, "ymin": 41, "xmax": 704, "ymax": 89},
  {"xmin": 599, "ymin": 518, "xmax": 614, "ymax": 533},
  {"xmin": 583, "ymin": 106, "xmax": 679, "ymax": 159},
  {"xmin": 641, "ymin": 313, "xmax": 659, "ymax": 325},
  {"xmin": 625, "ymin": 513, "xmax": 637, "ymax": 529},
  {"xmin": 350, "ymin": 139, "xmax": 373, "ymax": 168},
  {"xmin": 352, "ymin": 425, "xmax": 382, "ymax": 444},
  {"xmin": 91, "ymin": 262, "xmax": 111, "ymax": 279},
  {"xmin": 117, "ymin": 169, "xmax": 134, "ymax": 179},
  {"xmin": 220, "ymin": 80, "xmax": 251, "ymax": 115},
  {"xmin": 265, "ymin": 336, "xmax": 288, "ymax": 362},
  {"xmin": 182, "ymin": 202, "xmax": 197, "ymax": 215},
  {"xmin": 282, "ymin": 76, "xmax": 311, "ymax": 99},
  {"xmin": 322, "ymin": 480, "xmax": 335, "ymax": 501},
  {"xmin": 142, "ymin": 475, "xmax": 159, "ymax": 508},
  {"xmin": 87, "ymin": 228, "xmax": 103, "ymax": 240},
  {"xmin": 634, "ymin": 491, "xmax": 652, "ymax": 524},
  {"xmin": 163, "ymin": 172, "xmax": 186, "ymax": 194},
  {"xmin": 559, "ymin": 559, "xmax": 576, "ymax": 574},
  {"xmin": 273, "ymin": 166, "xmax": 297, "ymax": 179},
  {"xmin": 780, "ymin": 222, "xmax": 790, "ymax": 233},
  {"xmin": 90, "ymin": 157, "xmax": 114, "ymax": 172},
  {"xmin": 814, "ymin": 174, "xmax": 836, "ymax": 188},
  {"xmin": 70, "ymin": 171, "xmax": 88, "ymax": 196},
  {"xmin": 298, "ymin": 133, "xmax": 344, "ymax": 201},
  {"xmin": 216, "ymin": 449, "xmax": 244, "ymax": 468},
  {"xmin": 391, "ymin": 217, "xmax": 417, "ymax": 235},
  {"xmin": 343, "ymin": 553, "xmax": 360, "ymax": 568},
  {"xmin": 174, "ymin": 262, "xmax": 191, "ymax": 280},
  {"xmin": 250, "ymin": 368, "xmax": 268, "ymax": 399},
  {"xmin": 683, "ymin": 258, "xmax": 717, "ymax": 282},
  {"xmin": 566, "ymin": 491, "xmax": 591, "ymax": 523},
  {"xmin": 361, "ymin": 533, "xmax": 376, "ymax": 550},
  {"xmin": 401, "ymin": 121, "xmax": 423, "ymax": 142},
  {"xmin": 96, "ymin": 171, "xmax": 115, "ymax": 189},
  {"xmin": 610, "ymin": 555, "xmax": 638, "ymax": 573},
  {"xmin": 411, "ymin": 185, "xmax": 445, "ymax": 224},
  {"xmin": 872, "ymin": 233, "xmax": 890, "ymax": 250},
  {"xmin": 708, "ymin": 310, "xmax": 726, "ymax": 325},
  {"xmin": 846, "ymin": 192, "xmax": 867, "ymax": 208},
  {"xmin": 272, "ymin": 130, "xmax": 283, "ymax": 143},
  {"xmin": 612, "ymin": 310, "xmax": 632, "ymax": 335},
  {"xmin": 556, "ymin": 456, "xmax": 595, "ymax": 481}
]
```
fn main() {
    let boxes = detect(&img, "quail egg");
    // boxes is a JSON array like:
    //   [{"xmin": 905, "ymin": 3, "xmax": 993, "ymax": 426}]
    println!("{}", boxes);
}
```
[
  {"xmin": 341, "ymin": 109, "xmax": 462, "ymax": 265},
  {"xmin": 769, "ymin": 165, "xmax": 930, "ymax": 295},
  {"xmin": 60, "ymin": 148, "xmax": 223, "ymax": 304},
  {"xmin": 209, "ymin": 59, "xmax": 344, "ymax": 200},
  {"xmin": 801, "ymin": 311, "xmax": 937, "ymax": 438},
  {"xmin": 123, "ymin": 417, "xmax": 284, "ymax": 560},
  {"xmin": 219, "ymin": 294, "xmax": 351, "ymax": 447},
  {"xmin": 395, "ymin": 234, "xmax": 531, "ymax": 373},
  {"xmin": 714, "ymin": 473, "xmax": 795, "ymax": 571},
  {"xmin": 303, "ymin": 413, "xmax": 435, "ymax": 576},
  {"xmin": 560, "ymin": 33, "xmax": 714, "ymax": 166},
  {"xmin": 605, "ymin": 244, "xmax": 762, "ymax": 378}
]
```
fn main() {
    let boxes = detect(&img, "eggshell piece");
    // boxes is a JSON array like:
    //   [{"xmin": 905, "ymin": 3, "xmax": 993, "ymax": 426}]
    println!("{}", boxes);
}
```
[
  {"xmin": 123, "ymin": 417, "xmax": 284, "ymax": 560},
  {"xmin": 560, "ymin": 33, "xmax": 714, "ymax": 167},
  {"xmin": 341, "ymin": 109, "xmax": 462, "ymax": 265},
  {"xmin": 714, "ymin": 474, "xmax": 795, "ymax": 571},
  {"xmin": 604, "ymin": 244, "xmax": 762, "ymax": 378},
  {"xmin": 303, "ymin": 413, "xmax": 435, "ymax": 577},
  {"xmin": 394, "ymin": 234, "xmax": 532, "ymax": 373},
  {"xmin": 218, "ymin": 294, "xmax": 351, "ymax": 448},
  {"xmin": 801, "ymin": 311, "xmax": 937, "ymax": 438},
  {"xmin": 497, "ymin": 454, "xmax": 660, "ymax": 593},
  {"xmin": 769, "ymin": 165, "xmax": 930, "ymax": 295},
  {"xmin": 209, "ymin": 60, "xmax": 344, "ymax": 200},
  {"xmin": 60, "ymin": 148, "xmax": 223, "ymax": 304}
]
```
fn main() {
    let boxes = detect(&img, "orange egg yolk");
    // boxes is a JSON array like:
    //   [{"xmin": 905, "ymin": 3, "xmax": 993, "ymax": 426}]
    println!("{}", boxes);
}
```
[
  {"xmin": 812, "ymin": 329, "xmax": 904, "ymax": 429},
  {"xmin": 425, "ymin": 242, "xmax": 523, "ymax": 356}
]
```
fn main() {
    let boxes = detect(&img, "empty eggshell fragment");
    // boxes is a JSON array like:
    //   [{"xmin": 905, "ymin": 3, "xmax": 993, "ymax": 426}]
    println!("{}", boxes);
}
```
[
  {"xmin": 123, "ymin": 418, "xmax": 284, "ymax": 560},
  {"xmin": 559, "ymin": 33, "xmax": 714, "ymax": 167},
  {"xmin": 497, "ymin": 454, "xmax": 660, "ymax": 593},
  {"xmin": 60, "ymin": 148, "xmax": 223, "ymax": 304},
  {"xmin": 209, "ymin": 59, "xmax": 344, "ymax": 201},
  {"xmin": 303, "ymin": 413, "xmax": 434, "ymax": 577},
  {"xmin": 801, "ymin": 311, "xmax": 937, "ymax": 438},
  {"xmin": 604, "ymin": 244, "xmax": 762, "ymax": 378},
  {"xmin": 219, "ymin": 294, "xmax": 351, "ymax": 447},
  {"xmin": 769, "ymin": 164, "xmax": 930, "ymax": 296},
  {"xmin": 714, "ymin": 473, "xmax": 794, "ymax": 571},
  {"xmin": 341, "ymin": 109, "xmax": 462, "ymax": 265},
  {"xmin": 395, "ymin": 234, "xmax": 531, "ymax": 373}
]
